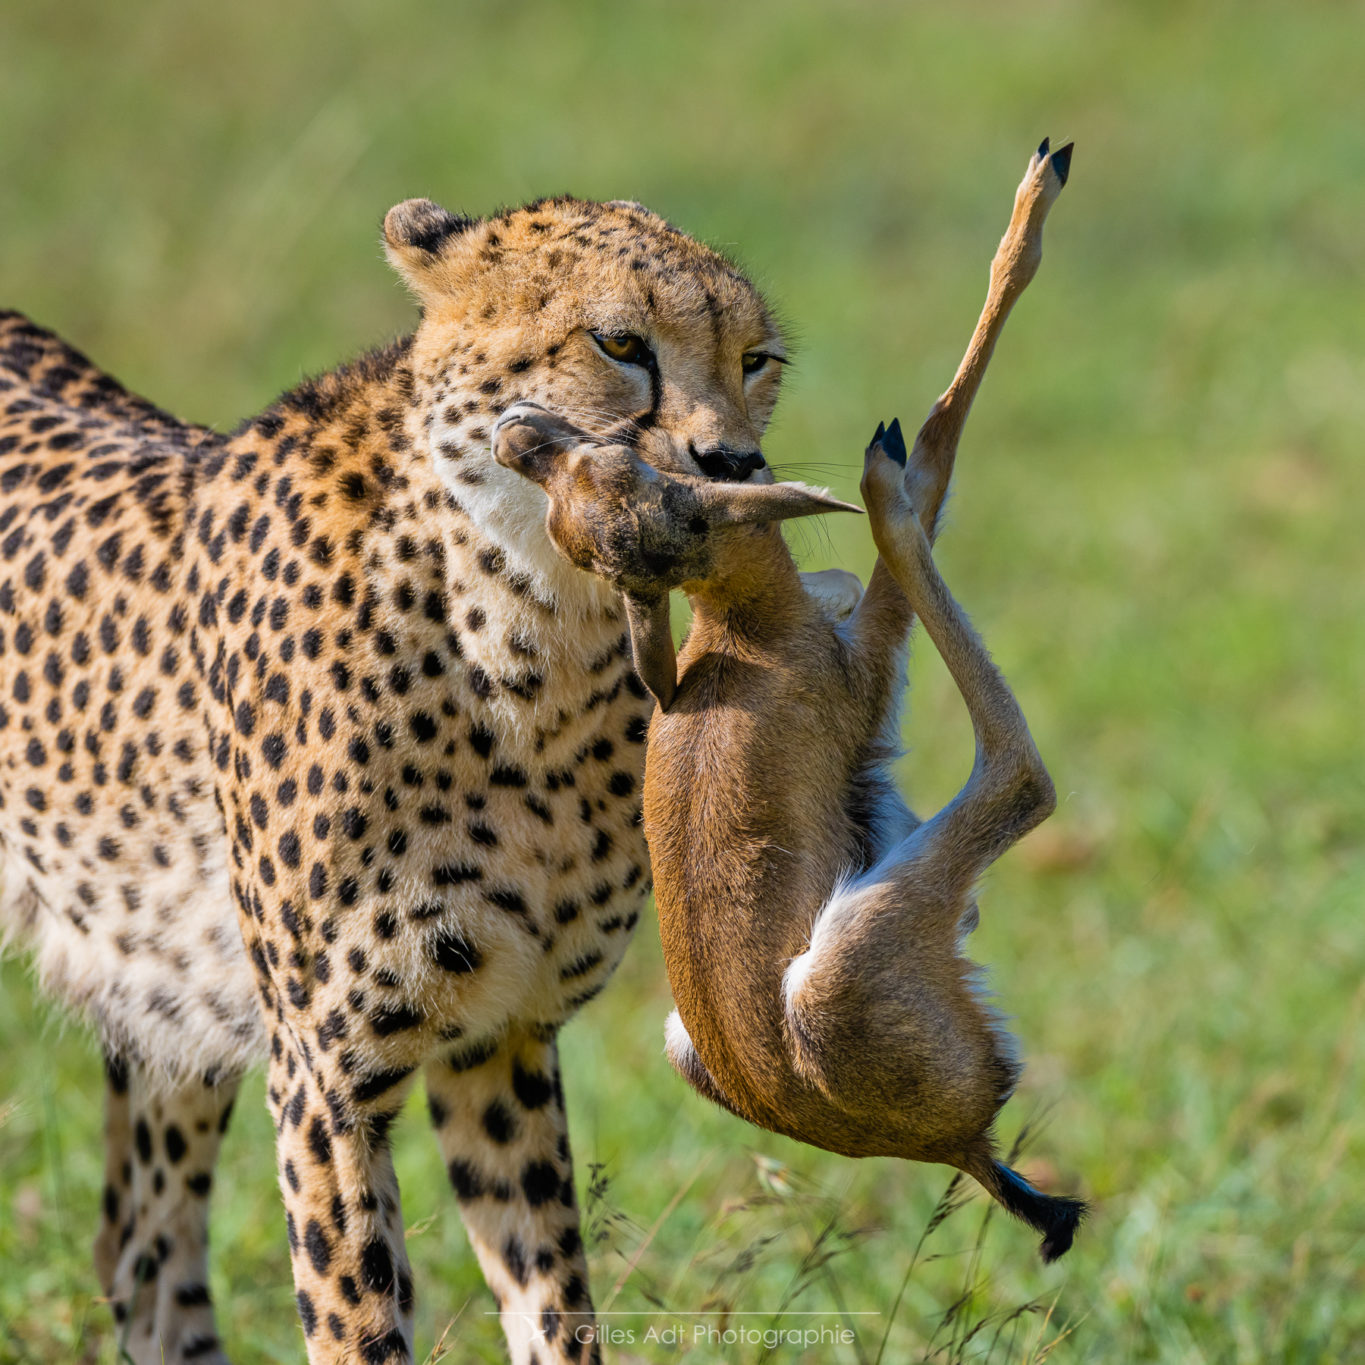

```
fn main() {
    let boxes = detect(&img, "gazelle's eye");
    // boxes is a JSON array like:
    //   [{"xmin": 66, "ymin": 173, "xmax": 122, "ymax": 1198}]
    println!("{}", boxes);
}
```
[
  {"xmin": 592, "ymin": 332, "xmax": 654, "ymax": 367},
  {"xmin": 742, "ymin": 351, "xmax": 776, "ymax": 376}
]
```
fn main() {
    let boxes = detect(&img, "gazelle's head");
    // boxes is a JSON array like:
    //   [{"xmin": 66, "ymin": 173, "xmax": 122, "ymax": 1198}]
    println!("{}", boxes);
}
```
[{"xmin": 492, "ymin": 403, "xmax": 859, "ymax": 706}]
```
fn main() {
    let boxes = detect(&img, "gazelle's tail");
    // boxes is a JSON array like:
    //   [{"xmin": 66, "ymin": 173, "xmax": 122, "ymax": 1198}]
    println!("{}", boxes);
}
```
[{"xmin": 960, "ymin": 1149, "xmax": 1086, "ymax": 1262}]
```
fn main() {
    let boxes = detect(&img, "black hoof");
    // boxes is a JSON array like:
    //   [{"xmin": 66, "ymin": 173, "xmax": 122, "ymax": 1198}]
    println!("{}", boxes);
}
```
[
  {"xmin": 882, "ymin": 417, "xmax": 907, "ymax": 467},
  {"xmin": 1050, "ymin": 142, "xmax": 1073, "ymax": 186}
]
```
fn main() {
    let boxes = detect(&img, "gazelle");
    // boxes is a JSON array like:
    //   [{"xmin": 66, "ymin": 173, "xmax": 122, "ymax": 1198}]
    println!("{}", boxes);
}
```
[{"xmin": 492, "ymin": 140, "xmax": 1084, "ymax": 1259}]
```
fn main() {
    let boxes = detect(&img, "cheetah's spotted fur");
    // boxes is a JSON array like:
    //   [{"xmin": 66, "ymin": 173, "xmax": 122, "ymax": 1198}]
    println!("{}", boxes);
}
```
[{"xmin": 0, "ymin": 195, "xmax": 787, "ymax": 1364}]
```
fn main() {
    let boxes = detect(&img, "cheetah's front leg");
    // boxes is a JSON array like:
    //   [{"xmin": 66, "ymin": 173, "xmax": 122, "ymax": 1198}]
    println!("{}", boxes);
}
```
[
  {"xmin": 266, "ymin": 1037, "xmax": 417, "ymax": 1364},
  {"xmin": 425, "ymin": 1031, "xmax": 600, "ymax": 1365}
]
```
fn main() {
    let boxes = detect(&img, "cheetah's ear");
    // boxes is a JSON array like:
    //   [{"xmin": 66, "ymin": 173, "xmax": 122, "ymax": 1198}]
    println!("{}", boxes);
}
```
[{"xmin": 383, "ymin": 199, "xmax": 477, "ymax": 301}]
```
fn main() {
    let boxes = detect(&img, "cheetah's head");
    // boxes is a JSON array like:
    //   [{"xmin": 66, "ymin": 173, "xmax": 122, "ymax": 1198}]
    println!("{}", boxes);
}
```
[{"xmin": 383, "ymin": 196, "xmax": 787, "ymax": 592}]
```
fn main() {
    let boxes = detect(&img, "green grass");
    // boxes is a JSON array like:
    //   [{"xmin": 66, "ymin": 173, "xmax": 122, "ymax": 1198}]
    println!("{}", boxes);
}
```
[{"xmin": 2, "ymin": 0, "xmax": 1363, "ymax": 1360}]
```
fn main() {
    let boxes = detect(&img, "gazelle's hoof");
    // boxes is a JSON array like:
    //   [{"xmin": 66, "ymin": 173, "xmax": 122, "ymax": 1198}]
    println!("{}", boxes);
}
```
[
  {"xmin": 881, "ymin": 417, "xmax": 907, "ymax": 467},
  {"xmin": 1049, "ymin": 141, "xmax": 1074, "ymax": 186},
  {"xmin": 1031, "ymin": 136, "xmax": 1075, "ymax": 190}
]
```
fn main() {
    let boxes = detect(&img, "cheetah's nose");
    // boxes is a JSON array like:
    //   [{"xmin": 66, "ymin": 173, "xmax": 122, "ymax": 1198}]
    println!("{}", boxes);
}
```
[{"xmin": 689, "ymin": 444, "xmax": 767, "ymax": 482}]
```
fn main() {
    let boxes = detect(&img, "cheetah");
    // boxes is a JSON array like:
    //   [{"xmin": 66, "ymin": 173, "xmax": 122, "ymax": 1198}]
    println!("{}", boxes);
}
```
[{"xmin": 0, "ymin": 195, "xmax": 790, "ymax": 1364}]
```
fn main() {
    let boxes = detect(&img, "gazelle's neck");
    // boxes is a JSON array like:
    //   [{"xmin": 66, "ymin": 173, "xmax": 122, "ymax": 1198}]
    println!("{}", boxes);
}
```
[{"xmin": 684, "ymin": 525, "xmax": 806, "ymax": 654}]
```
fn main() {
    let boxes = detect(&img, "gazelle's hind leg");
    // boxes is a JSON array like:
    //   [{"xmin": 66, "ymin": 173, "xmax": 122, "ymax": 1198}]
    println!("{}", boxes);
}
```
[
  {"xmin": 782, "ymin": 852, "xmax": 1016, "ymax": 1152},
  {"xmin": 841, "ymin": 139, "xmax": 1073, "ymax": 671},
  {"xmin": 95, "ymin": 1054, "xmax": 239, "ymax": 1364},
  {"xmin": 834, "ymin": 141, "xmax": 1070, "ymax": 918},
  {"xmin": 902, "ymin": 137, "xmax": 1072, "ymax": 541},
  {"xmin": 861, "ymin": 423, "xmax": 1057, "ymax": 898},
  {"xmin": 782, "ymin": 790, "xmax": 1083, "ymax": 1260}
]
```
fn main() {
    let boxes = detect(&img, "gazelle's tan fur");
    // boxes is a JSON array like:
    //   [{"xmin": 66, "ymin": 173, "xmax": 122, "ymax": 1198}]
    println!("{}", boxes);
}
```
[{"xmin": 492, "ymin": 142, "xmax": 1085, "ymax": 1259}]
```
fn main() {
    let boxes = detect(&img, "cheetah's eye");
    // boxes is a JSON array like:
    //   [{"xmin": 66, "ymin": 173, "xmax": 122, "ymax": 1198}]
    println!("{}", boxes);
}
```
[
  {"xmin": 742, "ymin": 351, "xmax": 783, "ymax": 376},
  {"xmin": 592, "ymin": 332, "xmax": 654, "ymax": 368}
]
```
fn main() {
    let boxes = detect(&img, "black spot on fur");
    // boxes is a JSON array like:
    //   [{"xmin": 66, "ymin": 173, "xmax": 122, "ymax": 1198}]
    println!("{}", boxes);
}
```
[
  {"xmin": 521, "ymin": 1160, "xmax": 560, "ymax": 1207},
  {"xmin": 361, "ymin": 1237, "xmax": 395, "ymax": 1293},
  {"xmin": 482, "ymin": 1099, "xmax": 517, "ymax": 1144},
  {"xmin": 512, "ymin": 1062, "xmax": 555, "ymax": 1110},
  {"xmin": 430, "ymin": 928, "xmax": 481, "ymax": 974},
  {"xmin": 447, "ymin": 1158, "xmax": 484, "ymax": 1199},
  {"xmin": 304, "ymin": 1220, "xmax": 332, "ymax": 1274},
  {"xmin": 360, "ymin": 1328, "xmax": 407, "ymax": 1364},
  {"xmin": 164, "ymin": 1125, "xmax": 187, "ymax": 1164}
]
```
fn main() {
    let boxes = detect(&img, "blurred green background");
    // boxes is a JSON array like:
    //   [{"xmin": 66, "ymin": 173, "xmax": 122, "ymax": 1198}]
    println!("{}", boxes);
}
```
[{"xmin": 2, "ymin": 1, "xmax": 1362, "ymax": 1361}]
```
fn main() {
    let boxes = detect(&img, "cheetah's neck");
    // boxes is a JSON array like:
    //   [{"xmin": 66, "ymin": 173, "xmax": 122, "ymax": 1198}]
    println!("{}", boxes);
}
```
[{"xmin": 220, "ymin": 342, "xmax": 630, "ymax": 718}]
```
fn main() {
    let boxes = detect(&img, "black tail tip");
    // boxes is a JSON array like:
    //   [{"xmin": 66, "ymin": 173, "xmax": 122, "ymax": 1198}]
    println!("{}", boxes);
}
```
[
  {"xmin": 988, "ymin": 1161, "xmax": 1087, "ymax": 1263},
  {"xmin": 1037, "ymin": 1195, "xmax": 1087, "ymax": 1262}
]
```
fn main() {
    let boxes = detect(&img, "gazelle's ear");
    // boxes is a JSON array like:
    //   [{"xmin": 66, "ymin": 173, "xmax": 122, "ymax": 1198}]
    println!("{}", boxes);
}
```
[
  {"xmin": 624, "ymin": 594, "xmax": 677, "ymax": 711},
  {"xmin": 383, "ymin": 199, "xmax": 477, "ymax": 302},
  {"xmin": 698, "ymin": 480, "xmax": 863, "ymax": 528}
]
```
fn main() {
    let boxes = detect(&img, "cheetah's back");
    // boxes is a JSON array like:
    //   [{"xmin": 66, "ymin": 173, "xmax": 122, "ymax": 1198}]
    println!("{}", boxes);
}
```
[{"xmin": 0, "ymin": 312, "xmax": 260, "ymax": 1073}]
